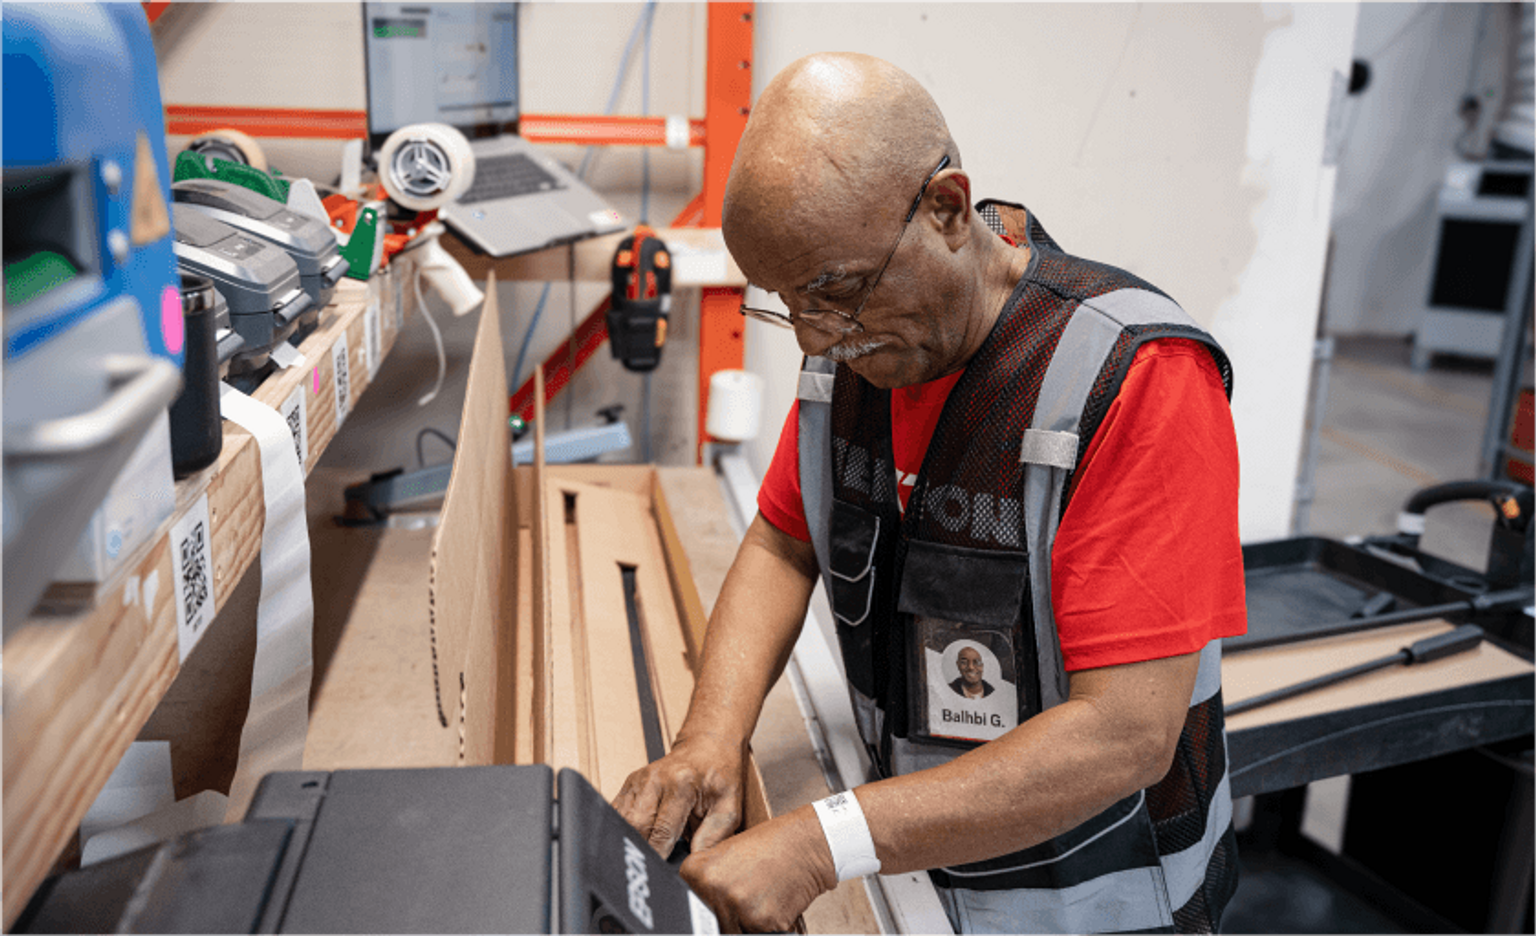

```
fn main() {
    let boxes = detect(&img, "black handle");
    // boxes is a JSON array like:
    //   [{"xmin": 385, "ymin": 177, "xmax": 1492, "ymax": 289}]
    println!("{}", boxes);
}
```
[{"xmin": 1405, "ymin": 624, "xmax": 1484, "ymax": 663}]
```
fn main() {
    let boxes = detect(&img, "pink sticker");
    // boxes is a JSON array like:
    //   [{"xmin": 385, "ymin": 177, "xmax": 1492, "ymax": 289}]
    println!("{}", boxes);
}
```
[
  {"xmin": 161, "ymin": 285, "xmax": 184, "ymax": 355},
  {"xmin": 313, "ymin": 367, "xmax": 320, "ymax": 394}
]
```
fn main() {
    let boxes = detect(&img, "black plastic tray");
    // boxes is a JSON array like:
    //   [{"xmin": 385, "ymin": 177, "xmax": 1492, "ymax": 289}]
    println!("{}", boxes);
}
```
[{"xmin": 1227, "ymin": 537, "xmax": 1481, "ymax": 652}]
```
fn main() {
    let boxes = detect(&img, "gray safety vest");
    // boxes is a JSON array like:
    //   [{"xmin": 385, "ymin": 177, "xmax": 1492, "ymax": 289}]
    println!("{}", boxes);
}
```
[{"xmin": 797, "ymin": 202, "xmax": 1238, "ymax": 933}]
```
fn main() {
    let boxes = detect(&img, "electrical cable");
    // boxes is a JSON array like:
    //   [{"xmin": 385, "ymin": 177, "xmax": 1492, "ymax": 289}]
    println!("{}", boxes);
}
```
[
  {"xmin": 638, "ymin": 0, "xmax": 657, "ymax": 463},
  {"xmin": 416, "ymin": 426, "xmax": 457, "ymax": 468},
  {"xmin": 413, "ymin": 263, "xmax": 449, "ymax": 407}
]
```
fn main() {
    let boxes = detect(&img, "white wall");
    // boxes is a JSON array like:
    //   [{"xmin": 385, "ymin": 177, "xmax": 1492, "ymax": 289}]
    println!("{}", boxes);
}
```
[
  {"xmin": 744, "ymin": 3, "xmax": 1358, "ymax": 542},
  {"xmin": 1322, "ymin": 2, "xmax": 1513, "ymax": 337}
]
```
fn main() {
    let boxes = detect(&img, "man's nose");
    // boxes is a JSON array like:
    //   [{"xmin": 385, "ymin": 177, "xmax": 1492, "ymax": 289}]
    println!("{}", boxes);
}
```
[{"xmin": 794, "ymin": 320, "xmax": 841, "ymax": 357}]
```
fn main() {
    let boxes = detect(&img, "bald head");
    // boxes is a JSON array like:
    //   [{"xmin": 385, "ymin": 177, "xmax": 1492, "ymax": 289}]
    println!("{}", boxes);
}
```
[{"xmin": 724, "ymin": 53, "xmax": 957, "ymax": 243}]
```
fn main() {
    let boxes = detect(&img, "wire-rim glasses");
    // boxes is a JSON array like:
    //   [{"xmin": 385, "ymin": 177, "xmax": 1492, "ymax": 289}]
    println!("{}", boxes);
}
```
[{"xmin": 738, "ymin": 154, "xmax": 951, "ymax": 333}]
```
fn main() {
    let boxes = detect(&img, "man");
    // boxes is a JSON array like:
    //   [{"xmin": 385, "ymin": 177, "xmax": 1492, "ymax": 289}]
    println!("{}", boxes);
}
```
[
  {"xmin": 614, "ymin": 52, "xmax": 1246, "ymax": 934},
  {"xmin": 951, "ymin": 646, "xmax": 994, "ymax": 699}
]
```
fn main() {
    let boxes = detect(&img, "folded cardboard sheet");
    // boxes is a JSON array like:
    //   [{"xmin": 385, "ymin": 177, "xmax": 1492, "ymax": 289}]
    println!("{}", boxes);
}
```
[{"xmin": 305, "ymin": 272, "xmax": 770, "ymax": 828}]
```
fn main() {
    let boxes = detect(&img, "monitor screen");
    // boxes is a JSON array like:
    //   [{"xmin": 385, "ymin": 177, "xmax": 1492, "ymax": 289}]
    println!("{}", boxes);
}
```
[{"xmin": 363, "ymin": 3, "xmax": 519, "ymax": 146}]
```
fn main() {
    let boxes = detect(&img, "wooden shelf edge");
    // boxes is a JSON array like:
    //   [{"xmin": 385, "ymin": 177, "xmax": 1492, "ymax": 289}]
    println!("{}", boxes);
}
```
[{"xmin": 2, "ymin": 273, "xmax": 407, "ymax": 929}]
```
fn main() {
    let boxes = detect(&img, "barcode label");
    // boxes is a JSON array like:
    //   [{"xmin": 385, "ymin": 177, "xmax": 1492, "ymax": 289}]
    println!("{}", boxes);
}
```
[
  {"xmin": 171, "ymin": 494, "xmax": 217, "ymax": 662},
  {"xmin": 332, "ymin": 332, "xmax": 351, "ymax": 427},
  {"xmin": 364, "ymin": 297, "xmax": 382, "ymax": 380},
  {"xmin": 279, "ymin": 385, "xmax": 308, "ymax": 473}
]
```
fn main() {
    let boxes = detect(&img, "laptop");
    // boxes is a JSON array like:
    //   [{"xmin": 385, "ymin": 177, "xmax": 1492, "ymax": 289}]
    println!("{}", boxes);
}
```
[{"xmin": 362, "ymin": 3, "xmax": 625, "ymax": 257}]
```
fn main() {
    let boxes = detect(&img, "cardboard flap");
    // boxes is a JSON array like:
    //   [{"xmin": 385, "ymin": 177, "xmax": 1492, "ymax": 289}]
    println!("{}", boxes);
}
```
[{"xmin": 428, "ymin": 271, "xmax": 512, "ymax": 765}]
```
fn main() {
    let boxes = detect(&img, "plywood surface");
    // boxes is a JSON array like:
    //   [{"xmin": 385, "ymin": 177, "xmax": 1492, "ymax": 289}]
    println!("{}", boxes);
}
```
[{"xmin": 1224, "ymin": 619, "xmax": 1535, "ymax": 731}]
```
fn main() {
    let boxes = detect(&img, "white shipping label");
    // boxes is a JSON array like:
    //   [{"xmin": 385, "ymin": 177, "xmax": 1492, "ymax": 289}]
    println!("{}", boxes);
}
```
[
  {"xmin": 279, "ymin": 384, "xmax": 308, "ymax": 473},
  {"xmin": 170, "ymin": 494, "xmax": 217, "ymax": 663},
  {"xmin": 364, "ymin": 297, "xmax": 382, "ymax": 380},
  {"xmin": 332, "ymin": 332, "xmax": 351, "ymax": 427}
]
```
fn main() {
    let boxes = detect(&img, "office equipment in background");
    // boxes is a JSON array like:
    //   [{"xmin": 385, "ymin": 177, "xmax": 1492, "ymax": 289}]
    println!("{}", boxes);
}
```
[
  {"xmin": 362, "ymin": 2, "xmax": 624, "ymax": 257},
  {"xmin": 171, "ymin": 203, "xmax": 311, "ymax": 390},
  {"xmin": 1414, "ymin": 159, "xmax": 1534, "ymax": 369},
  {"xmin": 172, "ymin": 178, "xmax": 348, "ymax": 319}
]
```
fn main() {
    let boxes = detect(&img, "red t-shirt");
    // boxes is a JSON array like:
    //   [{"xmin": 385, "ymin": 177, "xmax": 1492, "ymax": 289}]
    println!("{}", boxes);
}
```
[{"xmin": 758, "ymin": 338, "xmax": 1247, "ymax": 672}]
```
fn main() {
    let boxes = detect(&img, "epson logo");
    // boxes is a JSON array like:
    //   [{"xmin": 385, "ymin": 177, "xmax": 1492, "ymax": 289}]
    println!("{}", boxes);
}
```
[{"xmin": 623, "ymin": 837, "xmax": 654, "ymax": 929}]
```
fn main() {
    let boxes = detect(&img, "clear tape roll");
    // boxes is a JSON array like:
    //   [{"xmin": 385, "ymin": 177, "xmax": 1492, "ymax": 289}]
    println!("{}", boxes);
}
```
[{"xmin": 376, "ymin": 123, "xmax": 477, "ymax": 212}]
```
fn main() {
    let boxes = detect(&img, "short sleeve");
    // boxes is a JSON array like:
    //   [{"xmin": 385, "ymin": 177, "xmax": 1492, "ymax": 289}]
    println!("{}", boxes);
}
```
[
  {"xmin": 758, "ymin": 400, "xmax": 811, "ymax": 542},
  {"xmin": 1051, "ymin": 339, "xmax": 1247, "ymax": 672}
]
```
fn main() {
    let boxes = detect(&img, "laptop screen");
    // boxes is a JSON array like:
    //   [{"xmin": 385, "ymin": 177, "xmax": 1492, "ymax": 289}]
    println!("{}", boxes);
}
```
[{"xmin": 362, "ymin": 2, "xmax": 519, "ymax": 148}]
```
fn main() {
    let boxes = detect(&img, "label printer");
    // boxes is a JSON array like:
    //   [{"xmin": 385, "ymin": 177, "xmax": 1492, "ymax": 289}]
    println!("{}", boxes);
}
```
[{"xmin": 16, "ymin": 766, "xmax": 718, "ymax": 935}]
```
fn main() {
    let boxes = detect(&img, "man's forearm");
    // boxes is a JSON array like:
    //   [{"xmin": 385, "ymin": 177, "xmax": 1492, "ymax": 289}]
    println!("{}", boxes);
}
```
[
  {"xmin": 848, "ymin": 651, "xmax": 1200, "ymax": 873},
  {"xmin": 675, "ymin": 512, "xmax": 819, "ymax": 747}
]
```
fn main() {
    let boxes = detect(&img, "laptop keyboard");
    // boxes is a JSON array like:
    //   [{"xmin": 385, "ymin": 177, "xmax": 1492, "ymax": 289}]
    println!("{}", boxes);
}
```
[{"xmin": 456, "ymin": 153, "xmax": 567, "ymax": 205}]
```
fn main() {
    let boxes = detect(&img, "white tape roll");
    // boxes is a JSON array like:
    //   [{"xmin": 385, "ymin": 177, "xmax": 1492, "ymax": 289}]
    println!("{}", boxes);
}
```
[
  {"xmin": 376, "ymin": 123, "xmax": 477, "ymax": 212},
  {"xmin": 187, "ymin": 128, "xmax": 268, "ymax": 172},
  {"xmin": 706, "ymin": 369, "xmax": 765, "ymax": 443}
]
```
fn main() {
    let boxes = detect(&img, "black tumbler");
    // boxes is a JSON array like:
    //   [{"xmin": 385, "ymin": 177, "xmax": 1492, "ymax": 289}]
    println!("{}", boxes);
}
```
[{"xmin": 169, "ymin": 273, "xmax": 223, "ymax": 477}]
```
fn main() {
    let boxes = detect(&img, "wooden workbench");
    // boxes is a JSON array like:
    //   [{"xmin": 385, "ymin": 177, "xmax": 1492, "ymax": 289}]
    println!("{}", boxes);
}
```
[{"xmin": 1, "ymin": 274, "xmax": 406, "ymax": 928}]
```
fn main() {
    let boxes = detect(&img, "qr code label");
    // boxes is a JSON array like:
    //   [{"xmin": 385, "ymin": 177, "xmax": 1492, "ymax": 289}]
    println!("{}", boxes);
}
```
[
  {"xmin": 171, "ymin": 494, "xmax": 217, "ymax": 662},
  {"xmin": 332, "ymin": 332, "xmax": 350, "ymax": 427},
  {"xmin": 279, "ymin": 385, "xmax": 308, "ymax": 473},
  {"xmin": 364, "ymin": 298, "xmax": 382, "ymax": 380}
]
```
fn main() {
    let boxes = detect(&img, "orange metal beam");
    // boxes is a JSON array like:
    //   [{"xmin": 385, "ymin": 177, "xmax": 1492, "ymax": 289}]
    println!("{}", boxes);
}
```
[
  {"xmin": 163, "ymin": 106, "xmax": 713, "ymax": 148},
  {"xmin": 520, "ymin": 114, "xmax": 706, "ymax": 148},
  {"xmin": 163, "ymin": 105, "xmax": 368, "ymax": 139},
  {"xmin": 696, "ymin": 2, "xmax": 753, "ymax": 461}
]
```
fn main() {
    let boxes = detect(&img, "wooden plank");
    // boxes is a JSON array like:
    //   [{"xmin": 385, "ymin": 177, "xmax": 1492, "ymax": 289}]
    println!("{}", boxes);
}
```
[{"xmin": 2, "ymin": 275, "xmax": 400, "ymax": 929}]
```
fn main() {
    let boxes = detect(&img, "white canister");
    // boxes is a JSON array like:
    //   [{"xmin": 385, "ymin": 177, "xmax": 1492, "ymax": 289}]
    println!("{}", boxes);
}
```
[{"xmin": 705, "ymin": 369, "xmax": 766, "ymax": 442}]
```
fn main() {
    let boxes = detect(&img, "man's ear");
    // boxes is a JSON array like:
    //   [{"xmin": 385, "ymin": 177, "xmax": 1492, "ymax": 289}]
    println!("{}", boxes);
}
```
[{"xmin": 928, "ymin": 169, "xmax": 972, "ymax": 246}]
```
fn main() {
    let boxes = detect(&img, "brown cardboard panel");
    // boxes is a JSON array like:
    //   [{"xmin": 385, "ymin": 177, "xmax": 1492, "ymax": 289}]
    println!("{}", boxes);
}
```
[
  {"xmin": 548, "ymin": 463, "xmax": 655, "ymax": 498},
  {"xmin": 1224, "ymin": 620, "xmax": 1535, "ymax": 731},
  {"xmin": 427, "ymin": 271, "xmax": 512, "ymax": 765},
  {"xmin": 543, "ymin": 482, "xmax": 589, "ymax": 779},
  {"xmin": 560, "ymin": 479, "xmax": 656, "ymax": 798},
  {"xmin": 512, "ymin": 525, "xmax": 537, "ymax": 765}
]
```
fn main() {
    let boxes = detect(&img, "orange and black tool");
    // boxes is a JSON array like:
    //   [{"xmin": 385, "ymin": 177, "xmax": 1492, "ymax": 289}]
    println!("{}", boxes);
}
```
[{"xmin": 606, "ymin": 226, "xmax": 672, "ymax": 373}]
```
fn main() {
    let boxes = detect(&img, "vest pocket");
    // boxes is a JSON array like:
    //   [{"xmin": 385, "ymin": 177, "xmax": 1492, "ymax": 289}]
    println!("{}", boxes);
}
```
[
  {"xmin": 899, "ymin": 540, "xmax": 1030, "ymax": 747},
  {"xmin": 829, "ymin": 499, "xmax": 881, "ymax": 627}
]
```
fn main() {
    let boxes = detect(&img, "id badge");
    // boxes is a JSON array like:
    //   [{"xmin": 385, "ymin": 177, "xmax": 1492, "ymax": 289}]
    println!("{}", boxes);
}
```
[
  {"xmin": 913, "ymin": 617, "xmax": 1019, "ymax": 743},
  {"xmin": 899, "ymin": 539, "xmax": 1031, "ymax": 747}
]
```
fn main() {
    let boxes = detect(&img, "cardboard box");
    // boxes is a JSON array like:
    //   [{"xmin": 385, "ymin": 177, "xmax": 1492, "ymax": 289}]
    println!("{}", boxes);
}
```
[{"xmin": 305, "ymin": 271, "xmax": 772, "ymax": 828}]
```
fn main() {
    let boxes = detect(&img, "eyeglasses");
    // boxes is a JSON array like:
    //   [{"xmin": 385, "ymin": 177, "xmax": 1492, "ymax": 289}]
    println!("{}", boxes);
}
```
[{"xmin": 738, "ymin": 154, "xmax": 951, "ymax": 333}]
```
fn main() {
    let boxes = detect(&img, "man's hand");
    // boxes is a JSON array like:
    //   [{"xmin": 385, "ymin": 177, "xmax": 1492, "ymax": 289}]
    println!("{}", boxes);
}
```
[
  {"xmin": 681, "ymin": 806, "xmax": 837, "ymax": 933},
  {"xmin": 613, "ymin": 730, "xmax": 746, "ymax": 858}
]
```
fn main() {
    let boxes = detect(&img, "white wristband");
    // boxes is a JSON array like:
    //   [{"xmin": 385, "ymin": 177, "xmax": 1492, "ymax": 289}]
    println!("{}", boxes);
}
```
[{"xmin": 812, "ymin": 791, "xmax": 882, "ymax": 881}]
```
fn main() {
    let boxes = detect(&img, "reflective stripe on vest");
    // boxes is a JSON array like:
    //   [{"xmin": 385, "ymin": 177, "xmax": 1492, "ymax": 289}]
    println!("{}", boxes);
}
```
[{"xmin": 796, "ymin": 282, "xmax": 1236, "ymax": 930}]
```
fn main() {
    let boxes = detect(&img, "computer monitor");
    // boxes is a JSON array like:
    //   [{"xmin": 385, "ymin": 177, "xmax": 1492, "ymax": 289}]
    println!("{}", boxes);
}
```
[{"xmin": 361, "ymin": 2, "xmax": 520, "ymax": 151}]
